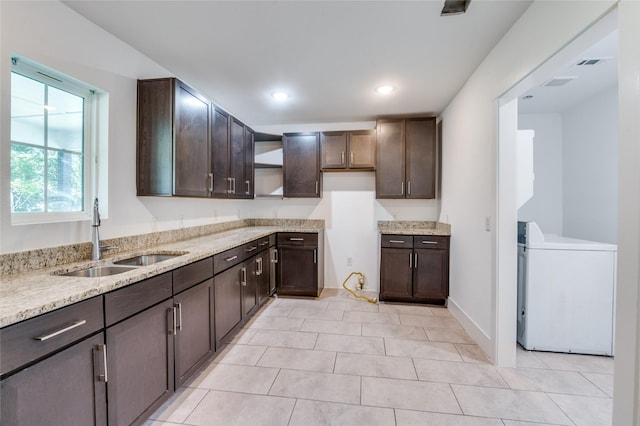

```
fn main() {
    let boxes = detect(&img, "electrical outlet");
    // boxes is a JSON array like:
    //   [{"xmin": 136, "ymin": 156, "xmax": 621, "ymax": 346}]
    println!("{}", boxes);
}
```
[
  {"xmin": 346, "ymin": 257, "xmax": 353, "ymax": 266},
  {"xmin": 485, "ymin": 216, "xmax": 491, "ymax": 232}
]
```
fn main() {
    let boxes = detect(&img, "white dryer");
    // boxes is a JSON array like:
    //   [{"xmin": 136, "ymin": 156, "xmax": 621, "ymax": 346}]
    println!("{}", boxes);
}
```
[{"xmin": 517, "ymin": 222, "xmax": 616, "ymax": 356}]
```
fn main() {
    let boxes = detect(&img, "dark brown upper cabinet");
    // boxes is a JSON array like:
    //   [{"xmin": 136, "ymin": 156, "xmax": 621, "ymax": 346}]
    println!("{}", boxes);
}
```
[
  {"xmin": 211, "ymin": 108, "xmax": 255, "ymax": 199},
  {"xmin": 376, "ymin": 117, "xmax": 436, "ymax": 199},
  {"xmin": 320, "ymin": 130, "xmax": 376, "ymax": 171},
  {"xmin": 137, "ymin": 78, "xmax": 210, "ymax": 197},
  {"xmin": 283, "ymin": 132, "xmax": 321, "ymax": 198}
]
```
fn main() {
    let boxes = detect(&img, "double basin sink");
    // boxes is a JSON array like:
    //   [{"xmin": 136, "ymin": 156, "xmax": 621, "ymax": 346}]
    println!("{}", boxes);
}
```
[{"xmin": 58, "ymin": 253, "xmax": 187, "ymax": 278}]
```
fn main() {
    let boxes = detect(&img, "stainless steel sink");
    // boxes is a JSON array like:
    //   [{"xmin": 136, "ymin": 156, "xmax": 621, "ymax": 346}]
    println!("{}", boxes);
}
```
[
  {"xmin": 59, "ymin": 265, "xmax": 139, "ymax": 278},
  {"xmin": 113, "ymin": 253, "xmax": 184, "ymax": 267}
]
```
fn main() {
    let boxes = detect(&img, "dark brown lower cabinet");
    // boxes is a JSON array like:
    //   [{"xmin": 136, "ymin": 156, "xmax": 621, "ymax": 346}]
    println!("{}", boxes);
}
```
[
  {"xmin": 0, "ymin": 333, "xmax": 107, "ymax": 426},
  {"xmin": 256, "ymin": 249, "xmax": 271, "ymax": 305},
  {"xmin": 380, "ymin": 234, "xmax": 450, "ymax": 304},
  {"xmin": 214, "ymin": 263, "xmax": 244, "ymax": 346},
  {"xmin": 106, "ymin": 299, "xmax": 175, "ymax": 426},
  {"xmin": 277, "ymin": 232, "xmax": 324, "ymax": 297},
  {"xmin": 174, "ymin": 278, "xmax": 215, "ymax": 387}
]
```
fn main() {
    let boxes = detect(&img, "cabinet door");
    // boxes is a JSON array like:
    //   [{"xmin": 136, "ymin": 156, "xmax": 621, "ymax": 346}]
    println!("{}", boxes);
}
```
[
  {"xmin": 379, "ymin": 248, "xmax": 413, "ymax": 301},
  {"xmin": 106, "ymin": 299, "xmax": 174, "ymax": 426},
  {"xmin": 348, "ymin": 130, "xmax": 376, "ymax": 169},
  {"xmin": 257, "ymin": 251, "xmax": 270, "ymax": 305},
  {"xmin": 137, "ymin": 78, "xmax": 173, "ymax": 196},
  {"xmin": 320, "ymin": 131, "xmax": 347, "ymax": 169},
  {"xmin": 228, "ymin": 117, "xmax": 245, "ymax": 198},
  {"xmin": 214, "ymin": 264, "xmax": 243, "ymax": 346},
  {"xmin": 174, "ymin": 81, "xmax": 210, "ymax": 197},
  {"xmin": 1, "ymin": 333, "xmax": 107, "ymax": 426},
  {"xmin": 413, "ymin": 248, "xmax": 449, "ymax": 301},
  {"xmin": 174, "ymin": 279, "xmax": 215, "ymax": 387},
  {"xmin": 283, "ymin": 133, "xmax": 321, "ymax": 197},
  {"xmin": 405, "ymin": 117, "xmax": 436, "ymax": 199},
  {"xmin": 277, "ymin": 246, "xmax": 318, "ymax": 296},
  {"xmin": 376, "ymin": 120, "xmax": 405, "ymax": 198},
  {"xmin": 244, "ymin": 128, "xmax": 255, "ymax": 198},
  {"xmin": 243, "ymin": 261, "xmax": 258, "ymax": 318},
  {"xmin": 211, "ymin": 108, "xmax": 230, "ymax": 197}
]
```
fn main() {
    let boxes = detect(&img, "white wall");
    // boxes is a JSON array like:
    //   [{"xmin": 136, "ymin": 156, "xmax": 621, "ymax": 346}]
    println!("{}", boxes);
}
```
[
  {"xmin": 0, "ymin": 2, "xmax": 440, "ymax": 293},
  {"xmin": 439, "ymin": 0, "xmax": 616, "ymax": 360},
  {"xmin": 562, "ymin": 86, "xmax": 618, "ymax": 244},
  {"xmin": 517, "ymin": 114, "xmax": 564, "ymax": 235}
]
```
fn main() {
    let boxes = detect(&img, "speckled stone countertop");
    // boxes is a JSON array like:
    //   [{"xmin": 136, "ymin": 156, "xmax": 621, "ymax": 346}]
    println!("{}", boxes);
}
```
[
  {"xmin": 0, "ymin": 221, "xmax": 323, "ymax": 328},
  {"xmin": 378, "ymin": 221, "xmax": 451, "ymax": 236}
]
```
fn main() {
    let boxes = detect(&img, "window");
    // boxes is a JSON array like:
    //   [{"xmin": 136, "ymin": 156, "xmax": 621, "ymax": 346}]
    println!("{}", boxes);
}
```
[{"xmin": 10, "ymin": 57, "xmax": 97, "ymax": 224}]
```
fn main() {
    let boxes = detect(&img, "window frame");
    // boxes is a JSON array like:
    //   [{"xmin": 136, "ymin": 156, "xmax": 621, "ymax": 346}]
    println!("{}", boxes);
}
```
[{"xmin": 10, "ymin": 57, "xmax": 97, "ymax": 225}]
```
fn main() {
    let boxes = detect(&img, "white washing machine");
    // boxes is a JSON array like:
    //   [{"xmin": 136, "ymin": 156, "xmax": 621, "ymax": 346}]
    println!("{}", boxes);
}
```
[{"xmin": 517, "ymin": 222, "xmax": 617, "ymax": 356}]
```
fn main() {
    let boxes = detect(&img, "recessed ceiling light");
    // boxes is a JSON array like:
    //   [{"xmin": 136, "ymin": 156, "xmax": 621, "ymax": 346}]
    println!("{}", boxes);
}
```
[
  {"xmin": 271, "ymin": 92, "xmax": 289, "ymax": 101},
  {"xmin": 376, "ymin": 85, "xmax": 395, "ymax": 95}
]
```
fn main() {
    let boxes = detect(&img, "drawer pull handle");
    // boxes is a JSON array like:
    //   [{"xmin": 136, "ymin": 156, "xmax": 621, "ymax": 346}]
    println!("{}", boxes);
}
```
[
  {"xmin": 241, "ymin": 267, "xmax": 247, "ymax": 286},
  {"xmin": 289, "ymin": 238, "xmax": 304, "ymax": 241},
  {"xmin": 34, "ymin": 320, "xmax": 87, "ymax": 341},
  {"xmin": 245, "ymin": 246, "xmax": 257, "ymax": 252},
  {"xmin": 259, "ymin": 241, "xmax": 269, "ymax": 246},
  {"xmin": 175, "ymin": 303, "xmax": 183, "ymax": 331},
  {"xmin": 97, "ymin": 344, "xmax": 108, "ymax": 383},
  {"xmin": 225, "ymin": 255, "xmax": 238, "ymax": 262},
  {"xmin": 422, "ymin": 241, "xmax": 439, "ymax": 245},
  {"xmin": 389, "ymin": 240, "xmax": 406, "ymax": 244}
]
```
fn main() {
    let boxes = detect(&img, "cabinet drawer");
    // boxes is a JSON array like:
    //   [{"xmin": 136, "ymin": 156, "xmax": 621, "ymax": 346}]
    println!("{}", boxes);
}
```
[
  {"xmin": 414, "ymin": 235, "xmax": 450, "ymax": 250},
  {"xmin": 243, "ymin": 240, "xmax": 260, "ymax": 257},
  {"xmin": 173, "ymin": 257, "xmax": 213, "ymax": 294},
  {"xmin": 105, "ymin": 272, "xmax": 172, "ymax": 327},
  {"xmin": 269, "ymin": 234, "xmax": 276, "ymax": 247},
  {"xmin": 257, "ymin": 236, "xmax": 271, "ymax": 251},
  {"xmin": 277, "ymin": 232, "xmax": 318, "ymax": 246},
  {"xmin": 381, "ymin": 235, "xmax": 413, "ymax": 248},
  {"xmin": 1, "ymin": 296, "xmax": 104, "ymax": 376},
  {"xmin": 214, "ymin": 245, "xmax": 245, "ymax": 275}
]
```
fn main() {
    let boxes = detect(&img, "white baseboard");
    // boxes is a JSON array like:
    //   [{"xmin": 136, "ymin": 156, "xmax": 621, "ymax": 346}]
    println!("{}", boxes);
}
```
[{"xmin": 447, "ymin": 297, "xmax": 494, "ymax": 363}]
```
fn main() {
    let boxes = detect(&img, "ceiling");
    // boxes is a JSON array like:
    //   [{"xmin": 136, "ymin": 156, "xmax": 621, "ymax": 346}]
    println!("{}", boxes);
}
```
[
  {"xmin": 518, "ymin": 30, "xmax": 618, "ymax": 114},
  {"xmin": 64, "ymin": 1, "xmax": 532, "ymax": 127}
]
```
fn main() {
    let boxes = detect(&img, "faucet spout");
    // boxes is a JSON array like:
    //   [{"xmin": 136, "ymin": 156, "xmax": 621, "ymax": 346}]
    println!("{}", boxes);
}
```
[{"xmin": 91, "ymin": 198, "xmax": 102, "ymax": 260}]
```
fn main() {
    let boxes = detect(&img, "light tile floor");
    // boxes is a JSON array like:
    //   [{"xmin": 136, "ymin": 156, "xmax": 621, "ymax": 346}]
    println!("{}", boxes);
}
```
[{"xmin": 145, "ymin": 289, "xmax": 614, "ymax": 426}]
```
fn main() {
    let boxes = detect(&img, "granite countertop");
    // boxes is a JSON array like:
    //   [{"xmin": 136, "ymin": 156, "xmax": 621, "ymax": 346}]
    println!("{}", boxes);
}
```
[
  {"xmin": 0, "ymin": 223, "xmax": 323, "ymax": 328},
  {"xmin": 377, "ymin": 220, "xmax": 451, "ymax": 236}
]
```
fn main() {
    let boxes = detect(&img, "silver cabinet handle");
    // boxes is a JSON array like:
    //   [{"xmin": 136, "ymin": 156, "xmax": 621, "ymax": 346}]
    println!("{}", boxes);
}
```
[
  {"xmin": 241, "ymin": 267, "xmax": 247, "ymax": 286},
  {"xmin": 208, "ymin": 173, "xmax": 213, "ymax": 193},
  {"xmin": 341, "ymin": 151, "xmax": 345, "ymax": 165},
  {"xmin": 257, "ymin": 258, "xmax": 263, "ymax": 276},
  {"xmin": 414, "ymin": 253, "xmax": 418, "ymax": 269},
  {"xmin": 351, "ymin": 151, "xmax": 354, "ymax": 164},
  {"xmin": 401, "ymin": 181, "xmax": 405, "ymax": 195},
  {"xmin": 175, "ymin": 303, "xmax": 183, "ymax": 331},
  {"xmin": 225, "ymin": 255, "xmax": 238, "ymax": 262},
  {"xmin": 315, "ymin": 181, "xmax": 319, "ymax": 195},
  {"xmin": 259, "ymin": 241, "xmax": 269, "ymax": 247},
  {"xmin": 408, "ymin": 181, "xmax": 411, "ymax": 196},
  {"xmin": 290, "ymin": 237, "xmax": 304, "ymax": 241},
  {"xmin": 246, "ymin": 180, "xmax": 250, "ymax": 195},
  {"xmin": 273, "ymin": 250, "xmax": 278, "ymax": 263},
  {"xmin": 169, "ymin": 306, "xmax": 177, "ymax": 335},
  {"xmin": 34, "ymin": 320, "xmax": 86, "ymax": 341},
  {"xmin": 422, "ymin": 241, "xmax": 439, "ymax": 245},
  {"xmin": 96, "ymin": 344, "xmax": 108, "ymax": 383},
  {"xmin": 389, "ymin": 240, "xmax": 406, "ymax": 244},
  {"xmin": 313, "ymin": 249, "xmax": 317, "ymax": 264},
  {"xmin": 245, "ymin": 246, "xmax": 257, "ymax": 252},
  {"xmin": 409, "ymin": 253, "xmax": 412, "ymax": 269}
]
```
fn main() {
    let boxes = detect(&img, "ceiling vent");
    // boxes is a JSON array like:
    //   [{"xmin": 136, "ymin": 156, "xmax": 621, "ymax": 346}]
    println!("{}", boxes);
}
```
[
  {"xmin": 441, "ymin": 0, "xmax": 470, "ymax": 16},
  {"xmin": 577, "ymin": 58, "xmax": 603, "ymax": 66},
  {"xmin": 544, "ymin": 76, "xmax": 577, "ymax": 87}
]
